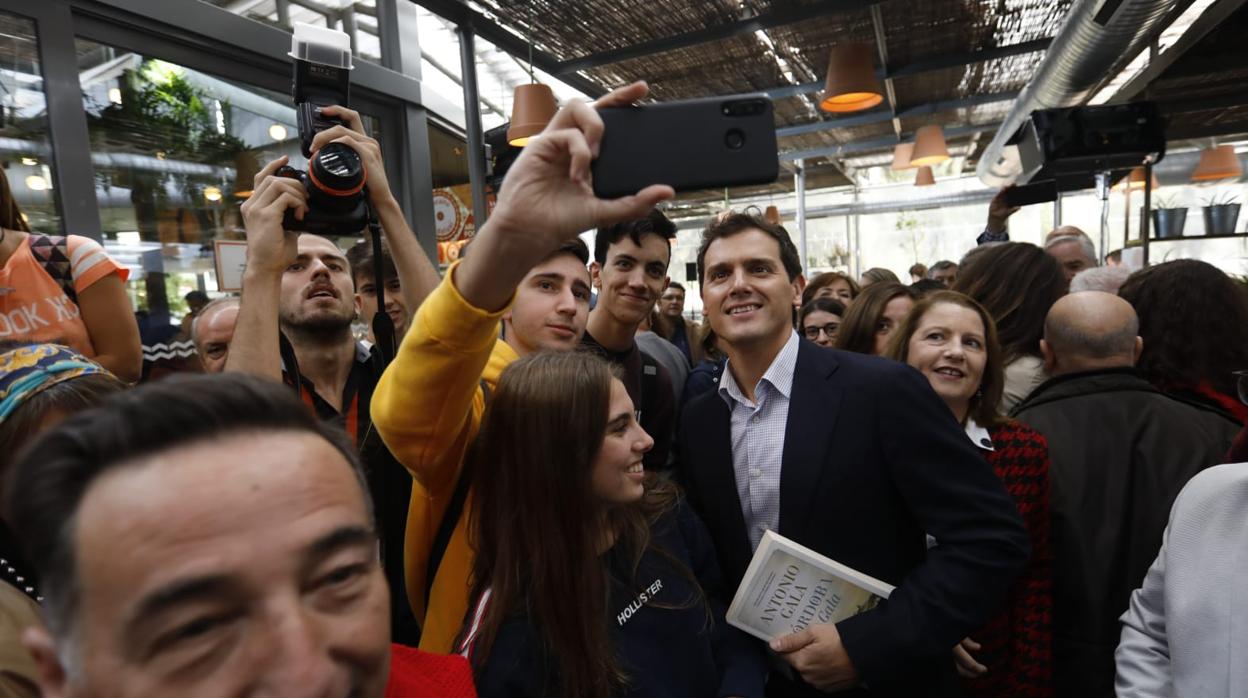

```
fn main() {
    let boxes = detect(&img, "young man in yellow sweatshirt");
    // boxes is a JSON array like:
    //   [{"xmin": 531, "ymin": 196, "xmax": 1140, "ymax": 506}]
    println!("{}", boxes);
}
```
[{"xmin": 370, "ymin": 81, "xmax": 674, "ymax": 653}]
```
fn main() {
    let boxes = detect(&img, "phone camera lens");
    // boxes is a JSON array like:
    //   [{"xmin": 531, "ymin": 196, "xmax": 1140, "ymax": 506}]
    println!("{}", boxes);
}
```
[{"xmin": 725, "ymin": 129, "xmax": 746, "ymax": 150}]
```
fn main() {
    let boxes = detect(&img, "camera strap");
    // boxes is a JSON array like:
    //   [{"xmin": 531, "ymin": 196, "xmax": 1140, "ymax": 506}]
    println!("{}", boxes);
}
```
[{"xmin": 365, "ymin": 198, "xmax": 397, "ymax": 371}]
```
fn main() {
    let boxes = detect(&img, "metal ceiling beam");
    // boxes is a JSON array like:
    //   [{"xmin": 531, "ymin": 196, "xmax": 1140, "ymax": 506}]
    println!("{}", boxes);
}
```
[
  {"xmin": 776, "ymin": 90, "xmax": 1019, "ymax": 138},
  {"xmin": 868, "ymin": 5, "xmax": 902, "ymax": 139},
  {"xmin": 1157, "ymin": 91, "xmax": 1248, "ymax": 114},
  {"xmin": 412, "ymin": 0, "xmax": 607, "ymax": 97},
  {"xmin": 1105, "ymin": 0, "xmax": 1247, "ymax": 103},
  {"xmin": 780, "ymin": 122, "xmax": 1003, "ymax": 161},
  {"xmin": 1167, "ymin": 121, "xmax": 1248, "ymax": 141},
  {"xmin": 760, "ymin": 38, "xmax": 1052, "ymax": 101},
  {"xmin": 550, "ymin": 0, "xmax": 882, "ymax": 75}
]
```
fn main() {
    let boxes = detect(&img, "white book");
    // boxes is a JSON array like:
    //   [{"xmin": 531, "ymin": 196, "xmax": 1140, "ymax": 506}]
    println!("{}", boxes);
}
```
[{"xmin": 726, "ymin": 530, "xmax": 896, "ymax": 642}]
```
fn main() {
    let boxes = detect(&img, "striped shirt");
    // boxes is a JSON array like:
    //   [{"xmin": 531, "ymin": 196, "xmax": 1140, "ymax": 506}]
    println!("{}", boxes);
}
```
[{"xmin": 718, "ymin": 330, "xmax": 800, "ymax": 551}]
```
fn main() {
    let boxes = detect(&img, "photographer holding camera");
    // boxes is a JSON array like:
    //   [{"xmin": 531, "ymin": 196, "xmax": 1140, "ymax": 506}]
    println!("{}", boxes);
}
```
[{"xmin": 226, "ymin": 103, "xmax": 438, "ymax": 646}]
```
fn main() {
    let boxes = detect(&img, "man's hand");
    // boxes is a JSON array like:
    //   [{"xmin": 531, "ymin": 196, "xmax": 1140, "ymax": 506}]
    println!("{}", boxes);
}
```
[
  {"xmin": 310, "ymin": 106, "xmax": 395, "ymax": 212},
  {"xmin": 485, "ymin": 80, "xmax": 674, "ymax": 252},
  {"xmin": 770, "ymin": 624, "xmax": 859, "ymax": 693},
  {"xmin": 986, "ymin": 186, "xmax": 1020, "ymax": 234},
  {"xmin": 239, "ymin": 155, "xmax": 306, "ymax": 276},
  {"xmin": 456, "ymin": 81, "xmax": 674, "ymax": 313},
  {"xmin": 952, "ymin": 637, "xmax": 987, "ymax": 678}
]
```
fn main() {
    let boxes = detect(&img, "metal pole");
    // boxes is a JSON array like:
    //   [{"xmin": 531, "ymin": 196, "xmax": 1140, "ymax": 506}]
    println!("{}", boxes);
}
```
[
  {"xmin": 1142, "ymin": 162, "xmax": 1153, "ymax": 266},
  {"xmin": 376, "ymin": 0, "xmax": 438, "ymax": 267},
  {"xmin": 275, "ymin": 0, "xmax": 291, "ymax": 26},
  {"xmin": 852, "ymin": 187, "xmax": 861, "ymax": 279},
  {"xmin": 795, "ymin": 158, "xmax": 808, "ymax": 277},
  {"xmin": 458, "ymin": 25, "xmax": 489, "ymax": 229},
  {"xmin": 1095, "ymin": 171, "xmax": 1111, "ymax": 262},
  {"xmin": 340, "ymin": 5, "xmax": 358, "ymax": 56},
  {"xmin": 1054, "ymin": 190, "xmax": 1062, "ymax": 228}
]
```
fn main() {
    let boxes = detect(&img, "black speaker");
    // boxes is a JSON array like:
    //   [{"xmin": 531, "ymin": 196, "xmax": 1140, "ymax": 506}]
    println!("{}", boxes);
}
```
[
  {"xmin": 685, "ymin": 262, "xmax": 698, "ymax": 282},
  {"xmin": 1015, "ymin": 102, "xmax": 1166, "ymax": 191}
]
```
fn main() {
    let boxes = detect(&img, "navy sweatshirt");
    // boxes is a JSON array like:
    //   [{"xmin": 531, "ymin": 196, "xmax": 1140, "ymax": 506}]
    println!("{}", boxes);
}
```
[{"xmin": 473, "ymin": 499, "xmax": 766, "ymax": 697}]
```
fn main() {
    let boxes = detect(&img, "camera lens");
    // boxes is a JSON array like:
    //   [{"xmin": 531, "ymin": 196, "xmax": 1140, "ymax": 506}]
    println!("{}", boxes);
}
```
[
  {"xmin": 725, "ymin": 129, "xmax": 746, "ymax": 150},
  {"xmin": 308, "ymin": 142, "xmax": 366, "ymax": 197}
]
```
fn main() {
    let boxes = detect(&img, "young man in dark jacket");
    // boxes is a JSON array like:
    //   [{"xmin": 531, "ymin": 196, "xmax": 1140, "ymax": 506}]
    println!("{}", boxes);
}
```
[{"xmin": 1011, "ymin": 291, "xmax": 1240, "ymax": 698}]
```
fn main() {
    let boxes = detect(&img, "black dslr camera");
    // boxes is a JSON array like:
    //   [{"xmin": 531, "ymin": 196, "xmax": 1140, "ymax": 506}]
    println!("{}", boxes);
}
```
[{"xmin": 278, "ymin": 24, "xmax": 368, "ymax": 235}]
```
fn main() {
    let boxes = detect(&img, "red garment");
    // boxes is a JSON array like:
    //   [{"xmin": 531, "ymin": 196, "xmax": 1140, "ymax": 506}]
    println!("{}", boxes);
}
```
[
  {"xmin": 385, "ymin": 644, "xmax": 477, "ymax": 698},
  {"xmin": 1191, "ymin": 381, "xmax": 1248, "ymax": 425},
  {"xmin": 963, "ymin": 421, "xmax": 1053, "ymax": 698}
]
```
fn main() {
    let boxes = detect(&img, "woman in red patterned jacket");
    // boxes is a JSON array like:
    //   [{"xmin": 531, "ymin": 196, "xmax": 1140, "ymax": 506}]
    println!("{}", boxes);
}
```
[{"xmin": 887, "ymin": 290, "xmax": 1053, "ymax": 697}]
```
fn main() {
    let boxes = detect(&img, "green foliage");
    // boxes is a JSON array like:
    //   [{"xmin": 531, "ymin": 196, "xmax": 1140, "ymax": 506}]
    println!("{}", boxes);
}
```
[{"xmin": 1202, "ymin": 192, "xmax": 1240, "ymax": 207}]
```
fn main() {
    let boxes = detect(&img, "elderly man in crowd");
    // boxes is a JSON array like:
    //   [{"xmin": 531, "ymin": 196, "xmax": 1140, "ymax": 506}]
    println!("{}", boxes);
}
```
[
  {"xmin": 190, "ymin": 296, "xmax": 239, "ymax": 374},
  {"xmin": 1044, "ymin": 228, "xmax": 1098, "ymax": 283},
  {"xmin": 978, "ymin": 188, "xmax": 1102, "ymax": 282},
  {"xmin": 1010, "ymin": 291, "xmax": 1239, "ymax": 697}
]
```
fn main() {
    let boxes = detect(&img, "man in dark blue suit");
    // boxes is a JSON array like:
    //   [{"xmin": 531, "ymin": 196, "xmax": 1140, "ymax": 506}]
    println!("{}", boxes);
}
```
[{"xmin": 678, "ymin": 212, "xmax": 1030, "ymax": 697}]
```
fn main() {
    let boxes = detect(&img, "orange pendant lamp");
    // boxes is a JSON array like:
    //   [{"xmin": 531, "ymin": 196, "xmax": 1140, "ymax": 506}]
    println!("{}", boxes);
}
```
[
  {"xmin": 891, "ymin": 142, "xmax": 915, "ymax": 170},
  {"xmin": 507, "ymin": 83, "xmax": 558, "ymax": 147},
  {"xmin": 1191, "ymin": 145, "xmax": 1243, "ymax": 182},
  {"xmin": 910, "ymin": 125, "xmax": 950, "ymax": 167},
  {"xmin": 914, "ymin": 166, "xmax": 935, "ymax": 187},
  {"xmin": 764, "ymin": 205, "xmax": 782, "ymax": 225},
  {"xmin": 820, "ymin": 43, "xmax": 884, "ymax": 113}
]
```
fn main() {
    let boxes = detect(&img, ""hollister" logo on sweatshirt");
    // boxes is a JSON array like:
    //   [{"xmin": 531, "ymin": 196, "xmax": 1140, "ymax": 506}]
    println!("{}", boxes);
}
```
[{"xmin": 616, "ymin": 578, "xmax": 663, "ymax": 626}]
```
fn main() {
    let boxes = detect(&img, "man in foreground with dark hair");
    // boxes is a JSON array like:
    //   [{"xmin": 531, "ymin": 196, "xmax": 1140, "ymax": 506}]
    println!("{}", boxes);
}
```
[
  {"xmin": 4, "ymin": 373, "xmax": 475, "ymax": 697},
  {"xmin": 679, "ymin": 211, "xmax": 1030, "ymax": 696},
  {"xmin": 584, "ymin": 209, "xmax": 678, "ymax": 469}
]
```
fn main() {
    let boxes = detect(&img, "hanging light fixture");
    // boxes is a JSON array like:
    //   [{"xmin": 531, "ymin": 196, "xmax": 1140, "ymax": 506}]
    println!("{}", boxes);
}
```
[
  {"xmin": 820, "ymin": 43, "xmax": 884, "ymax": 113},
  {"xmin": 764, "ymin": 205, "xmax": 782, "ymax": 224},
  {"xmin": 508, "ymin": 84, "xmax": 558, "ymax": 147},
  {"xmin": 1191, "ymin": 144, "xmax": 1243, "ymax": 182},
  {"xmin": 910, "ymin": 125, "xmax": 950, "ymax": 167},
  {"xmin": 914, "ymin": 166, "xmax": 935, "ymax": 187},
  {"xmin": 507, "ymin": 1, "xmax": 557, "ymax": 147},
  {"xmin": 891, "ymin": 142, "xmax": 915, "ymax": 170}
]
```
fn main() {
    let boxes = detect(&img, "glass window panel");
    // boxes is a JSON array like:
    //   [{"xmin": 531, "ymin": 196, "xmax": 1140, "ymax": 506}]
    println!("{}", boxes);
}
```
[
  {"xmin": 76, "ymin": 37, "xmax": 382, "ymax": 319},
  {"xmin": 0, "ymin": 11, "xmax": 61, "ymax": 232}
]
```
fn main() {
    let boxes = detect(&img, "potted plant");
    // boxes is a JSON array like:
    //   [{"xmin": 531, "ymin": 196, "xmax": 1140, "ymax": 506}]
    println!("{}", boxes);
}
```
[
  {"xmin": 1148, "ymin": 195, "xmax": 1188, "ymax": 238},
  {"xmin": 1201, "ymin": 193, "xmax": 1241, "ymax": 235}
]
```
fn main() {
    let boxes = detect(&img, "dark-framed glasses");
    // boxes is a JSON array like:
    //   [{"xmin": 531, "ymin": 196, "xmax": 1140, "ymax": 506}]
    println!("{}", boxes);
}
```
[{"xmin": 803, "ymin": 323, "xmax": 839, "ymax": 340}]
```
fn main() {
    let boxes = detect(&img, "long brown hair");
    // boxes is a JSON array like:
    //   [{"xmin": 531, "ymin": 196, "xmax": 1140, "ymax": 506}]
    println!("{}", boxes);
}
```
[
  {"xmin": 952, "ymin": 242, "xmax": 1065, "ymax": 364},
  {"xmin": 834, "ymin": 282, "xmax": 917, "ymax": 355},
  {"xmin": 1119, "ymin": 259, "xmax": 1248, "ymax": 397},
  {"xmin": 885, "ymin": 291, "xmax": 1006, "ymax": 427},
  {"xmin": 802, "ymin": 271, "xmax": 859, "ymax": 307},
  {"xmin": 0, "ymin": 166, "xmax": 31, "ymax": 232},
  {"xmin": 464, "ymin": 351, "xmax": 685, "ymax": 698}
]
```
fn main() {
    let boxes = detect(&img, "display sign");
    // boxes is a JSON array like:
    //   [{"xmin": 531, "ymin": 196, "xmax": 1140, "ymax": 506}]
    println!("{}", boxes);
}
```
[{"xmin": 213, "ymin": 240, "xmax": 249, "ymax": 292}]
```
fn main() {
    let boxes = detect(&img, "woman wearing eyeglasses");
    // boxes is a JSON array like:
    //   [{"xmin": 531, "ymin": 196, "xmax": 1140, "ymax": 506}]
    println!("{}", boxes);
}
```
[{"xmin": 798, "ymin": 297, "xmax": 845, "ymax": 348}]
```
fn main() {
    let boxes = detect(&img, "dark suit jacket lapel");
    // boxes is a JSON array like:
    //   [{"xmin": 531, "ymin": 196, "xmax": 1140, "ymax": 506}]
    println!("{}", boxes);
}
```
[
  {"xmin": 779, "ymin": 342, "xmax": 842, "ymax": 540},
  {"xmin": 687, "ymin": 392, "xmax": 753, "ymax": 578}
]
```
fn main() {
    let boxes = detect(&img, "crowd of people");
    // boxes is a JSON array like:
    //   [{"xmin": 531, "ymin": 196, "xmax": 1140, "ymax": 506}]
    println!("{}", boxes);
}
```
[{"xmin": 3, "ymin": 81, "xmax": 1248, "ymax": 697}]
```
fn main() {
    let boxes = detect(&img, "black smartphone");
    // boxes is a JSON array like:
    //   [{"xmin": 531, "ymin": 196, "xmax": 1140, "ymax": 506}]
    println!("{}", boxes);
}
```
[
  {"xmin": 592, "ymin": 95, "xmax": 779, "ymax": 199},
  {"xmin": 1003, "ymin": 181, "xmax": 1059, "ymax": 208}
]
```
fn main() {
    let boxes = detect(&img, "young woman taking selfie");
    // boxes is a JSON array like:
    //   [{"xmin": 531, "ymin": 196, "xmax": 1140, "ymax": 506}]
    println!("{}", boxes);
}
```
[{"xmin": 458, "ymin": 351, "xmax": 761, "ymax": 698}]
